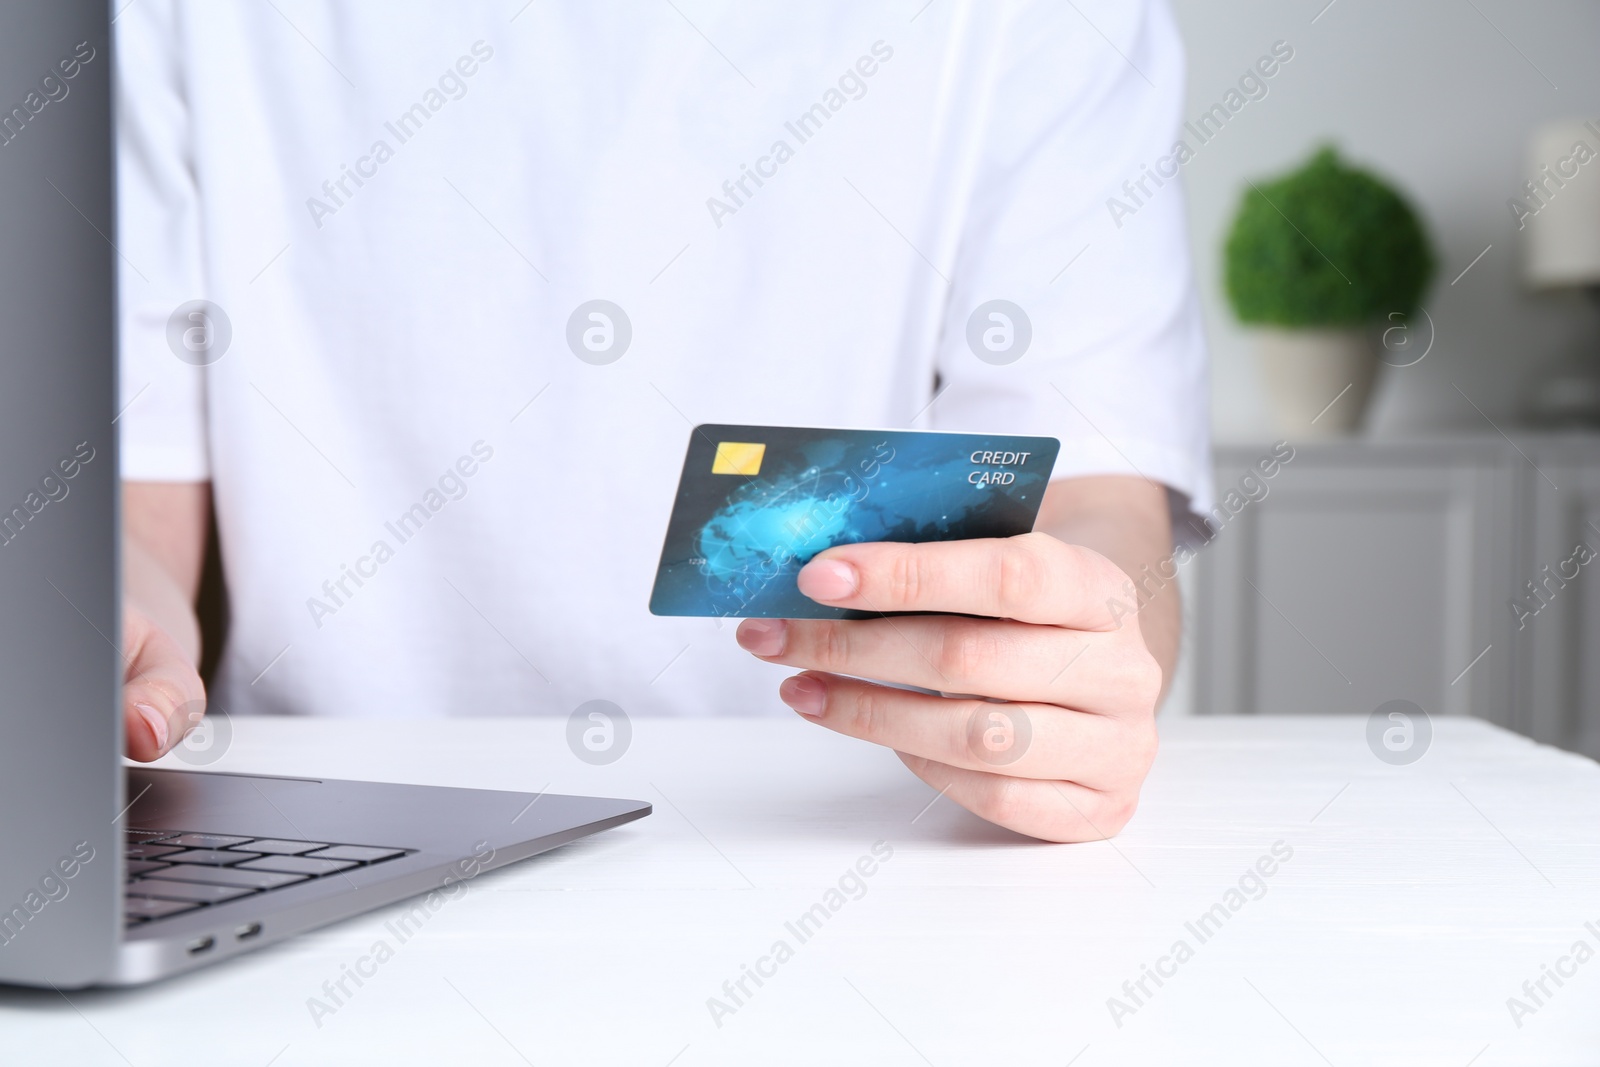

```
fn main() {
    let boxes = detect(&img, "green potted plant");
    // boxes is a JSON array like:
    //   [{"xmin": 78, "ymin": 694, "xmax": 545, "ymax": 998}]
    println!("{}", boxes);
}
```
[{"xmin": 1224, "ymin": 147, "xmax": 1435, "ymax": 435}]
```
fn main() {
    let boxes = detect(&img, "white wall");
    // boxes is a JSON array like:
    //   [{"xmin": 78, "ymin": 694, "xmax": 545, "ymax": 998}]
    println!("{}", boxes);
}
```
[{"xmin": 1167, "ymin": 0, "xmax": 1600, "ymax": 443}]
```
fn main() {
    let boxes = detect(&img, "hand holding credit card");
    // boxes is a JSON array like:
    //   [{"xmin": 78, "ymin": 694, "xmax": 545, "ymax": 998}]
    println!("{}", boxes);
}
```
[
  {"xmin": 649, "ymin": 425, "xmax": 1060, "ymax": 619},
  {"xmin": 652, "ymin": 422, "xmax": 1166, "ymax": 845}
]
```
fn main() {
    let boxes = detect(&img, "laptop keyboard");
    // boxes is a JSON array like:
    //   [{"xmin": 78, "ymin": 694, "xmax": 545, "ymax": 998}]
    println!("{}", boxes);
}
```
[{"xmin": 124, "ymin": 829, "xmax": 413, "ymax": 927}]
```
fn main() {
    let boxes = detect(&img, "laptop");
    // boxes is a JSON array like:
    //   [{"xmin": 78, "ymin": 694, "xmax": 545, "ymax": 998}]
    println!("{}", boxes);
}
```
[{"xmin": 0, "ymin": 0, "xmax": 649, "ymax": 988}]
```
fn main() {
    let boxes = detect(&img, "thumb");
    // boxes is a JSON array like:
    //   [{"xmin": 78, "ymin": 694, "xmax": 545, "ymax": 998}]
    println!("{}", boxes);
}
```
[{"xmin": 122, "ymin": 606, "xmax": 207, "ymax": 762}]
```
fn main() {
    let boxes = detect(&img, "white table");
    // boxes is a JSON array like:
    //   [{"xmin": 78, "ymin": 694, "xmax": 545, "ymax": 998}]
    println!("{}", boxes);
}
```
[{"xmin": 4, "ymin": 715, "xmax": 1598, "ymax": 1065}]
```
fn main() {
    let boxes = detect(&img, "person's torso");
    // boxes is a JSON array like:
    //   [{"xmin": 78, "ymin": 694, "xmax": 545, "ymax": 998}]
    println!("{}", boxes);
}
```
[{"xmin": 160, "ymin": 2, "xmax": 1061, "ymax": 719}]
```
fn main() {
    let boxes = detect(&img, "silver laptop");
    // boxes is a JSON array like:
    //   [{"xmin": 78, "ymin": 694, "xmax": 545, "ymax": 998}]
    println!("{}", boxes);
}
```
[{"xmin": 0, "ymin": 0, "xmax": 649, "ymax": 988}]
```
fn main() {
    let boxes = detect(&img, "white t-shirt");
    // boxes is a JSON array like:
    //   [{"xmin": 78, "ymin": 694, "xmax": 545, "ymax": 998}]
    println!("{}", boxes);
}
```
[{"xmin": 116, "ymin": 0, "xmax": 1210, "ymax": 720}]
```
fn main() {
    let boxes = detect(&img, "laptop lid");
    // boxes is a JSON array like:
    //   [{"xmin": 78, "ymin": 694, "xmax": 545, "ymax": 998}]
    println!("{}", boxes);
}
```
[{"xmin": 0, "ymin": 0, "xmax": 121, "ymax": 986}]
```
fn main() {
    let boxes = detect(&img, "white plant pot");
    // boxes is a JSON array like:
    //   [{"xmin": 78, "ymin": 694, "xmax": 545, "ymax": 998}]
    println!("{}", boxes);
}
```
[{"xmin": 1255, "ymin": 327, "xmax": 1378, "ymax": 438}]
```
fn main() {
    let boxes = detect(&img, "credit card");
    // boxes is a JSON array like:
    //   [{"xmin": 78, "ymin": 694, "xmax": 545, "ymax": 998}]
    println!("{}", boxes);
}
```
[{"xmin": 649, "ymin": 424, "xmax": 1060, "ymax": 619}]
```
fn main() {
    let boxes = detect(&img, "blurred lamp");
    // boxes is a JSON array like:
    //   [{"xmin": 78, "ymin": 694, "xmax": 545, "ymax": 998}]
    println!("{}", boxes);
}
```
[{"xmin": 1523, "ymin": 118, "xmax": 1600, "ymax": 424}]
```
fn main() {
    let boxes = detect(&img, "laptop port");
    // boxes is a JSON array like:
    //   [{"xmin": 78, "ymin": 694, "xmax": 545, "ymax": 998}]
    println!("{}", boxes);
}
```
[
  {"xmin": 186, "ymin": 936, "xmax": 215, "ymax": 956},
  {"xmin": 234, "ymin": 922, "xmax": 262, "ymax": 941}
]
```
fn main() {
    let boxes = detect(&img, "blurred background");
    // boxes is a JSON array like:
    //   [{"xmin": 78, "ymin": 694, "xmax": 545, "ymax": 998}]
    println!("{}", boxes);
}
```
[{"xmin": 1163, "ymin": 0, "xmax": 1600, "ymax": 758}]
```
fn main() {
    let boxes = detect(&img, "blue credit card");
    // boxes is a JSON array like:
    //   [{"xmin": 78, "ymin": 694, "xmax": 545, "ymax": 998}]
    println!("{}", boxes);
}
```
[{"xmin": 649, "ymin": 424, "xmax": 1060, "ymax": 619}]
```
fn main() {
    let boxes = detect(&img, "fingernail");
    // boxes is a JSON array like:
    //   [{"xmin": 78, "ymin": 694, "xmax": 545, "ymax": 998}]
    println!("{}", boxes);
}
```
[
  {"xmin": 779, "ymin": 674, "xmax": 826, "ymax": 717},
  {"xmin": 736, "ymin": 618, "xmax": 787, "ymax": 657},
  {"xmin": 797, "ymin": 558, "xmax": 858, "ymax": 602},
  {"xmin": 134, "ymin": 702, "xmax": 168, "ymax": 752}
]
